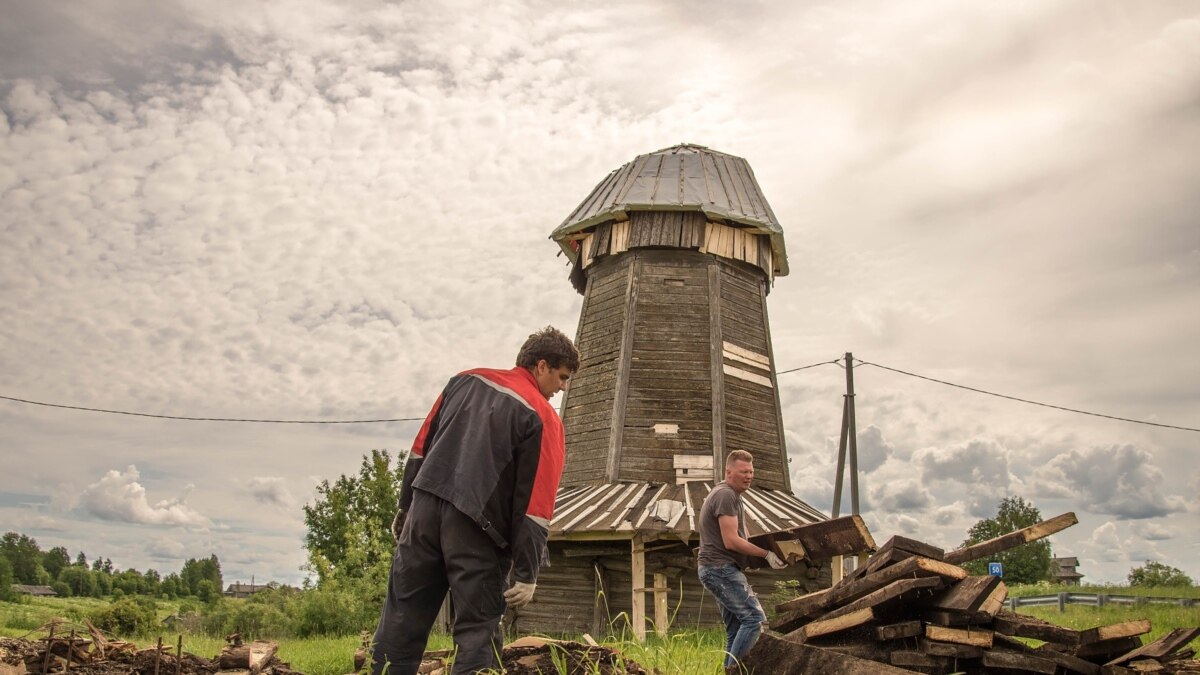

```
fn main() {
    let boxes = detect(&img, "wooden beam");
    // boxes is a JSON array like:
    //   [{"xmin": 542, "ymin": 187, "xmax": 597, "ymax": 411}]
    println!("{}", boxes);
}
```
[
  {"xmin": 606, "ymin": 258, "xmax": 638, "ymax": 482},
  {"xmin": 630, "ymin": 537, "xmax": 646, "ymax": 642},
  {"xmin": 922, "ymin": 575, "xmax": 1001, "ymax": 614},
  {"xmin": 789, "ymin": 607, "xmax": 876, "ymax": 642},
  {"xmin": 875, "ymin": 620, "xmax": 923, "ymax": 641},
  {"xmin": 707, "ymin": 262, "xmax": 726, "ymax": 480},
  {"xmin": 652, "ymin": 572, "xmax": 668, "ymax": 638},
  {"xmin": 924, "ymin": 624, "xmax": 994, "ymax": 648},
  {"xmin": 819, "ymin": 576, "xmax": 943, "ymax": 622},
  {"xmin": 943, "ymin": 512, "xmax": 1077, "ymax": 565},
  {"xmin": 919, "ymin": 638, "xmax": 983, "ymax": 659},
  {"xmin": 1107, "ymin": 627, "xmax": 1200, "ymax": 666},
  {"xmin": 740, "ymin": 632, "xmax": 924, "ymax": 674},
  {"xmin": 992, "ymin": 610, "xmax": 1081, "ymax": 645},
  {"xmin": 981, "ymin": 649, "xmax": 1058, "ymax": 674},
  {"xmin": 1075, "ymin": 635, "xmax": 1143, "ymax": 659},
  {"xmin": 889, "ymin": 650, "xmax": 952, "ymax": 670},
  {"xmin": 764, "ymin": 515, "xmax": 876, "ymax": 561},
  {"xmin": 1078, "ymin": 619, "xmax": 1151, "ymax": 645}
]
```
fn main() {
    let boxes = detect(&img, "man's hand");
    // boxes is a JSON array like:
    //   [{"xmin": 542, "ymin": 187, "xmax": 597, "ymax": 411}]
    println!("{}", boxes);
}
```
[
  {"xmin": 503, "ymin": 581, "xmax": 537, "ymax": 608},
  {"xmin": 391, "ymin": 509, "xmax": 406, "ymax": 540},
  {"xmin": 765, "ymin": 551, "xmax": 788, "ymax": 570}
]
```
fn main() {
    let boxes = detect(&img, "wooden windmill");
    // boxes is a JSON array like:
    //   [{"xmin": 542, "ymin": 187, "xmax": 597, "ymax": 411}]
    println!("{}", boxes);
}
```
[{"xmin": 515, "ymin": 144, "xmax": 829, "ymax": 639}]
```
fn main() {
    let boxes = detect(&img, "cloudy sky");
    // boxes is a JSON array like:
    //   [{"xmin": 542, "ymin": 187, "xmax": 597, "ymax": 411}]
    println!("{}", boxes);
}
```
[{"xmin": 2, "ymin": 1, "xmax": 1197, "ymax": 588}]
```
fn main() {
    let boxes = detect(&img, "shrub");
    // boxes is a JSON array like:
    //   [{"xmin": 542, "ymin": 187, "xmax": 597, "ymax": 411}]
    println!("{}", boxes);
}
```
[
  {"xmin": 90, "ymin": 597, "xmax": 158, "ymax": 636},
  {"xmin": 50, "ymin": 581, "xmax": 71, "ymax": 598}
]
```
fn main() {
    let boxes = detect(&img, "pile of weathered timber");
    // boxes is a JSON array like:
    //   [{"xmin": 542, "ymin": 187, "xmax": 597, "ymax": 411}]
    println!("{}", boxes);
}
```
[
  {"xmin": 740, "ymin": 512, "xmax": 1200, "ymax": 674},
  {"xmin": 411, "ymin": 637, "xmax": 651, "ymax": 675},
  {"xmin": 0, "ymin": 623, "xmax": 299, "ymax": 675}
]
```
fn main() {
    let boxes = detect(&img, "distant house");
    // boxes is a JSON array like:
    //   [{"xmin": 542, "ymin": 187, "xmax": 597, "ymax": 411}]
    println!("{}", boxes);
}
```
[
  {"xmin": 224, "ymin": 582, "xmax": 271, "ymax": 599},
  {"xmin": 1051, "ymin": 556, "xmax": 1085, "ymax": 586},
  {"xmin": 11, "ymin": 584, "xmax": 57, "ymax": 597}
]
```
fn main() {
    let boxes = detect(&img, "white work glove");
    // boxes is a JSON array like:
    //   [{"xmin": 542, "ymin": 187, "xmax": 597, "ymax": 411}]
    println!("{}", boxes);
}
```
[
  {"xmin": 503, "ymin": 581, "xmax": 537, "ymax": 608},
  {"xmin": 765, "ymin": 551, "xmax": 788, "ymax": 570},
  {"xmin": 391, "ymin": 509, "xmax": 406, "ymax": 540}
]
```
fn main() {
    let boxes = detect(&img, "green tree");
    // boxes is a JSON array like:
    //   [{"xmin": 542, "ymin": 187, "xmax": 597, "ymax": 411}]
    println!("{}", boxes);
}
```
[
  {"xmin": 959, "ymin": 496, "xmax": 1052, "ymax": 584},
  {"xmin": 181, "ymin": 555, "xmax": 223, "ymax": 596},
  {"xmin": 42, "ymin": 546, "xmax": 70, "ymax": 579},
  {"xmin": 0, "ymin": 556, "xmax": 14, "ymax": 601},
  {"xmin": 303, "ymin": 449, "xmax": 405, "ymax": 584},
  {"xmin": 0, "ymin": 532, "xmax": 45, "ymax": 584},
  {"xmin": 58, "ymin": 565, "xmax": 97, "ymax": 597},
  {"xmin": 75, "ymin": 552, "xmax": 87, "ymax": 568},
  {"xmin": 1128, "ymin": 561, "xmax": 1193, "ymax": 588},
  {"xmin": 197, "ymin": 579, "xmax": 220, "ymax": 604}
]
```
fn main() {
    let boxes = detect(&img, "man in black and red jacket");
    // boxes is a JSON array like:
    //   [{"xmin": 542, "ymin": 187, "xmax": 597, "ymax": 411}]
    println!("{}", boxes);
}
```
[{"xmin": 371, "ymin": 326, "xmax": 579, "ymax": 675}]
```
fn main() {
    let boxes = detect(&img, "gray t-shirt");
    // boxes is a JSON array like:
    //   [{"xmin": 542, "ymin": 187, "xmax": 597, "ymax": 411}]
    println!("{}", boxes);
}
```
[{"xmin": 698, "ymin": 482, "xmax": 750, "ymax": 569}]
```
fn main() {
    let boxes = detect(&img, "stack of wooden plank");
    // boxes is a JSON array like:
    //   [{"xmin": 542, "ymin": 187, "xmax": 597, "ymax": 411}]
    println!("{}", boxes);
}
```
[{"xmin": 741, "ymin": 512, "xmax": 1200, "ymax": 674}]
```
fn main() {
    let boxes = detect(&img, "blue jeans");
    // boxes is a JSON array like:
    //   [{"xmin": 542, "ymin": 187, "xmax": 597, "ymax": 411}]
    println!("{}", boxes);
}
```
[{"xmin": 698, "ymin": 564, "xmax": 766, "ymax": 667}]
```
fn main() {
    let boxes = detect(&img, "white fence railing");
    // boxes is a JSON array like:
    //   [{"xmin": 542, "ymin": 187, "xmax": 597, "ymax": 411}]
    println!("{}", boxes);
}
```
[{"xmin": 1010, "ymin": 592, "xmax": 1196, "ymax": 611}]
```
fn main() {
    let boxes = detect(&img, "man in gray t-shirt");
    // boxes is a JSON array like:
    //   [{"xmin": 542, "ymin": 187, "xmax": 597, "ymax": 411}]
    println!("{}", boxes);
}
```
[{"xmin": 697, "ymin": 450, "xmax": 787, "ymax": 668}]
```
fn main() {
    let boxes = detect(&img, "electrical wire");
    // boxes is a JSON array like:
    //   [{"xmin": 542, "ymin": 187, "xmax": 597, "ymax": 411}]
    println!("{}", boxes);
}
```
[
  {"xmin": 0, "ymin": 395, "xmax": 423, "ymax": 424},
  {"xmin": 853, "ymin": 358, "xmax": 1200, "ymax": 433},
  {"xmin": 775, "ymin": 358, "xmax": 843, "ymax": 375}
]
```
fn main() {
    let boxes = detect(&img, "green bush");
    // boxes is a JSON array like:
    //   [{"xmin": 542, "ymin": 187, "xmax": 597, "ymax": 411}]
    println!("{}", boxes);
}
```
[
  {"xmin": 89, "ymin": 597, "xmax": 158, "ymax": 636},
  {"xmin": 50, "ymin": 581, "xmax": 70, "ymax": 598}
]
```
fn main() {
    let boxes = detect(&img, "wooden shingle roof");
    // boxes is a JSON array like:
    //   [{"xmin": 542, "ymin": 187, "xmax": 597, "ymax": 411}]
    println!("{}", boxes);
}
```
[
  {"xmin": 552, "ymin": 144, "xmax": 789, "ymax": 275},
  {"xmin": 550, "ymin": 481, "xmax": 825, "ymax": 541}
]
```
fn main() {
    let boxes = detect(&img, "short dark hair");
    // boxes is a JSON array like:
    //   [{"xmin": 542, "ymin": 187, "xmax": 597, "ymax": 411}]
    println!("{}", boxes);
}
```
[
  {"xmin": 516, "ymin": 326, "xmax": 580, "ymax": 372},
  {"xmin": 726, "ymin": 450, "xmax": 754, "ymax": 466}
]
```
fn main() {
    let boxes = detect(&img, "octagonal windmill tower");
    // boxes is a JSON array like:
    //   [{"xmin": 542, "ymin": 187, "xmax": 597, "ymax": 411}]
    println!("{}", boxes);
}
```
[{"xmin": 513, "ymin": 144, "xmax": 828, "ymax": 639}]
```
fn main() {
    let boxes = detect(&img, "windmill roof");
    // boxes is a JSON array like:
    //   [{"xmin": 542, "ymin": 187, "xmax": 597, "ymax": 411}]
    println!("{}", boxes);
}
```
[{"xmin": 552, "ymin": 144, "xmax": 789, "ymax": 275}]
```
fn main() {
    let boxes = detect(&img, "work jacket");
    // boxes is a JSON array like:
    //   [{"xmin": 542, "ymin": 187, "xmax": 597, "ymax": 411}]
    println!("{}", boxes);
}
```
[{"xmin": 398, "ymin": 366, "xmax": 565, "ymax": 584}]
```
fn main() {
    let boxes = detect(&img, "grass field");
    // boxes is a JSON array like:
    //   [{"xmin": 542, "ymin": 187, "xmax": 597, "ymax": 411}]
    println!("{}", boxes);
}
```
[{"xmin": 3, "ymin": 587, "xmax": 1197, "ymax": 675}]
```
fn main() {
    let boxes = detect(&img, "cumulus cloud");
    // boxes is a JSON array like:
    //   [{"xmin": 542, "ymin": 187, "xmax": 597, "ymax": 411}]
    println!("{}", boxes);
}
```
[
  {"xmin": 1040, "ymin": 444, "xmax": 1185, "ymax": 520},
  {"xmin": 855, "ymin": 425, "xmax": 894, "ymax": 474},
  {"xmin": 1131, "ymin": 522, "xmax": 1175, "ymax": 541},
  {"xmin": 870, "ymin": 478, "xmax": 932, "ymax": 512},
  {"xmin": 145, "ymin": 536, "xmax": 187, "ymax": 561},
  {"xmin": 80, "ymin": 466, "xmax": 210, "ymax": 528},
  {"xmin": 247, "ymin": 477, "xmax": 293, "ymax": 508}
]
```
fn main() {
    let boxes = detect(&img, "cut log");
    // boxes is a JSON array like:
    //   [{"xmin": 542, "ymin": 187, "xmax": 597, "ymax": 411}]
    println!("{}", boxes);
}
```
[
  {"xmin": 922, "ymin": 575, "xmax": 1001, "ymax": 614},
  {"xmin": 924, "ymin": 624, "xmax": 994, "ymax": 648},
  {"xmin": 876, "ymin": 620, "xmax": 924, "ymax": 641},
  {"xmin": 982, "ymin": 649, "xmax": 1059, "ymax": 674},
  {"xmin": 1080, "ymin": 620, "xmax": 1152, "ymax": 645},
  {"xmin": 993, "ymin": 610, "xmax": 1082, "ymax": 645},
  {"xmin": 739, "ymin": 632, "xmax": 924, "ymax": 674},
  {"xmin": 217, "ymin": 641, "xmax": 278, "ymax": 674},
  {"xmin": 847, "ymin": 535, "xmax": 943, "ymax": 582},
  {"xmin": 978, "ymin": 580, "xmax": 1009, "ymax": 617},
  {"xmin": 1107, "ymin": 628, "xmax": 1200, "ymax": 666},
  {"xmin": 763, "ymin": 515, "xmax": 877, "ymax": 562},
  {"xmin": 944, "ymin": 512, "xmax": 1077, "ymax": 565}
]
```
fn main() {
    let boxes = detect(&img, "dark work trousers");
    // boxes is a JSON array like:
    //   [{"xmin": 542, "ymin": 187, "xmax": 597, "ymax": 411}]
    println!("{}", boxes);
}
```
[{"xmin": 372, "ymin": 489, "xmax": 511, "ymax": 675}]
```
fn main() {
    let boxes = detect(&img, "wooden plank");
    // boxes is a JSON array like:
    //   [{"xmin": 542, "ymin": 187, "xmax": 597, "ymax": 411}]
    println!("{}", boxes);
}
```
[
  {"xmin": 1079, "ymin": 619, "xmax": 1151, "ymax": 645},
  {"xmin": 630, "ymin": 538, "xmax": 646, "ymax": 642},
  {"xmin": 890, "ymin": 650, "xmax": 952, "ymax": 670},
  {"xmin": 978, "ymin": 580, "xmax": 1008, "ymax": 617},
  {"xmin": 1075, "ymin": 635, "xmax": 1143, "ymax": 659},
  {"xmin": 819, "ymin": 576, "xmax": 943, "ymax": 622},
  {"xmin": 943, "ymin": 512, "xmax": 1078, "ymax": 565},
  {"xmin": 993, "ymin": 610, "xmax": 1082, "ymax": 645},
  {"xmin": 740, "ymin": 632, "xmax": 924, "ymax": 674},
  {"xmin": 922, "ymin": 575, "xmax": 1001, "ymax": 614},
  {"xmin": 924, "ymin": 624, "xmax": 994, "ymax": 648},
  {"xmin": 919, "ymin": 638, "xmax": 983, "ymax": 659},
  {"xmin": 652, "ymin": 572, "xmax": 668, "ymax": 637},
  {"xmin": 1107, "ymin": 627, "xmax": 1200, "ymax": 666},
  {"xmin": 876, "ymin": 620, "xmax": 923, "ymax": 641},
  {"xmin": 982, "ymin": 649, "xmax": 1058, "ymax": 674},
  {"xmin": 792, "ymin": 606, "xmax": 877, "ymax": 642},
  {"xmin": 770, "ymin": 515, "xmax": 876, "ymax": 561},
  {"xmin": 774, "ymin": 555, "xmax": 965, "ymax": 624}
]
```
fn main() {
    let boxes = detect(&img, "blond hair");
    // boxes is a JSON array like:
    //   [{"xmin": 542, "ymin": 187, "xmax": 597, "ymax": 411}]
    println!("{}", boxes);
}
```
[{"xmin": 726, "ymin": 450, "xmax": 754, "ymax": 466}]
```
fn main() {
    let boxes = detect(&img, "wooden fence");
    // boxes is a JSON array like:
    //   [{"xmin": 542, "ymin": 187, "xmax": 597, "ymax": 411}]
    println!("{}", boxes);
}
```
[{"xmin": 1010, "ymin": 592, "xmax": 1196, "ymax": 611}]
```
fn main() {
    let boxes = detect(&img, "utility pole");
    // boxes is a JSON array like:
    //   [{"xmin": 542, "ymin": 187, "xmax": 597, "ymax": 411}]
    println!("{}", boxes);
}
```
[{"xmin": 831, "ymin": 352, "xmax": 860, "ymax": 583}]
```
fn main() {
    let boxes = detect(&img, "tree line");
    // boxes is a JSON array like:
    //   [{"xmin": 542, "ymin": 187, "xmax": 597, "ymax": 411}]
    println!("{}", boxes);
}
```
[{"xmin": 0, "ymin": 531, "xmax": 223, "ymax": 602}]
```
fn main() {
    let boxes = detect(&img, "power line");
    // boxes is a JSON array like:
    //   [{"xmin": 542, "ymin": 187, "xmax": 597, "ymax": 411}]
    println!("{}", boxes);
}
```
[
  {"xmin": 854, "ymin": 358, "xmax": 1200, "ymax": 433},
  {"xmin": 775, "ymin": 358, "xmax": 843, "ymax": 375},
  {"xmin": 0, "ymin": 395, "xmax": 423, "ymax": 424}
]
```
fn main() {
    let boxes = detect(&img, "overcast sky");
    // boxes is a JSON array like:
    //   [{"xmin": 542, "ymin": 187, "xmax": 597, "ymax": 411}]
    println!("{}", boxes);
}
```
[{"xmin": 1, "ymin": 0, "xmax": 1197, "ymax": 588}]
